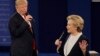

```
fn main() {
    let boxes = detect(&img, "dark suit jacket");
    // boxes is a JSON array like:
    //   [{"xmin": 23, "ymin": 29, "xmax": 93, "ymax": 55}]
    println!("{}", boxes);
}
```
[
  {"xmin": 9, "ymin": 12, "xmax": 37, "ymax": 56},
  {"xmin": 58, "ymin": 34, "xmax": 90, "ymax": 56}
]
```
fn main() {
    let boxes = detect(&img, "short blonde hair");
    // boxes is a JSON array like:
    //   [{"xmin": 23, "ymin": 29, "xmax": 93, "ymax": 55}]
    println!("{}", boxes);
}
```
[
  {"xmin": 15, "ymin": 0, "xmax": 28, "ymax": 6},
  {"xmin": 67, "ymin": 15, "xmax": 84, "ymax": 32}
]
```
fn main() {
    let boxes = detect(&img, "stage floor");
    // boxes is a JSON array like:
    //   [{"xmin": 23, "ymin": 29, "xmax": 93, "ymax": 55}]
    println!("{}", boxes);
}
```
[{"xmin": 0, "ymin": 53, "xmax": 59, "ymax": 56}]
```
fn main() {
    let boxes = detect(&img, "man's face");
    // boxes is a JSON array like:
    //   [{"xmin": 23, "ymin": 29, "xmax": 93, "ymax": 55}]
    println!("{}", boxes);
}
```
[{"xmin": 16, "ymin": 4, "xmax": 28, "ymax": 15}]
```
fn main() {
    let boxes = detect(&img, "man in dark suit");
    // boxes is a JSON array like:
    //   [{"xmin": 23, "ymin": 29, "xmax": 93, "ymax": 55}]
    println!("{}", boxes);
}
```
[
  {"xmin": 55, "ymin": 15, "xmax": 90, "ymax": 56},
  {"xmin": 8, "ymin": 0, "xmax": 37, "ymax": 56}
]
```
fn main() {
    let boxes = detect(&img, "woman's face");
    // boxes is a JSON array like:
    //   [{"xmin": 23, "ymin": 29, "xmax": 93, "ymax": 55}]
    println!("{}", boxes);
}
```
[{"xmin": 66, "ymin": 20, "xmax": 77, "ymax": 33}]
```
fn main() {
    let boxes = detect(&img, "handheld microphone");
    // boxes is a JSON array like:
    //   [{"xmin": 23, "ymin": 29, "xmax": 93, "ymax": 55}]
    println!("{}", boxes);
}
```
[{"xmin": 59, "ymin": 31, "xmax": 64, "ymax": 40}]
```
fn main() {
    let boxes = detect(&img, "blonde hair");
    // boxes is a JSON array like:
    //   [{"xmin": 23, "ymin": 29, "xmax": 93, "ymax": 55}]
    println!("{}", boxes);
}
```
[
  {"xmin": 15, "ymin": 0, "xmax": 28, "ymax": 6},
  {"xmin": 67, "ymin": 15, "xmax": 84, "ymax": 32}
]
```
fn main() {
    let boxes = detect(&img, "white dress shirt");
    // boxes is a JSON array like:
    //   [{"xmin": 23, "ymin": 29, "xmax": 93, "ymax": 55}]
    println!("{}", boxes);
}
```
[{"xmin": 64, "ymin": 32, "xmax": 82, "ymax": 56}]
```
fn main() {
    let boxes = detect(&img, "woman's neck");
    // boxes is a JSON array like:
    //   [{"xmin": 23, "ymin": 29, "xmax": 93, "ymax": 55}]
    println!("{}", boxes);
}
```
[{"xmin": 71, "ymin": 31, "xmax": 80, "ymax": 36}]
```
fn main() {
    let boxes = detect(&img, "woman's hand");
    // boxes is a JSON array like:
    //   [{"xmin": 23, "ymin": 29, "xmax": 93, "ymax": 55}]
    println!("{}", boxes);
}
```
[
  {"xmin": 79, "ymin": 40, "xmax": 88, "ymax": 56},
  {"xmin": 55, "ymin": 39, "xmax": 62, "ymax": 46},
  {"xmin": 55, "ymin": 39, "xmax": 62, "ymax": 51}
]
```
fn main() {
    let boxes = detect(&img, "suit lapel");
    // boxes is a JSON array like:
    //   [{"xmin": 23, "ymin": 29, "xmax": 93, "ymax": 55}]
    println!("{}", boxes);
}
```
[
  {"xmin": 16, "ymin": 12, "xmax": 33, "ymax": 34},
  {"xmin": 67, "ymin": 35, "xmax": 83, "ymax": 56}
]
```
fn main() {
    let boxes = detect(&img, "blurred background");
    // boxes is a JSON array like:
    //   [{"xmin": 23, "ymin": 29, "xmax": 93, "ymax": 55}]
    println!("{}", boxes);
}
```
[{"xmin": 0, "ymin": 0, "xmax": 100, "ymax": 56}]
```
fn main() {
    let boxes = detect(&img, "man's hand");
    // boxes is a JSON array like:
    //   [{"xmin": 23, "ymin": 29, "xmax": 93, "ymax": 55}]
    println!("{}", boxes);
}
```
[
  {"xmin": 24, "ymin": 15, "xmax": 33, "ymax": 27},
  {"xmin": 25, "ymin": 15, "xmax": 33, "ymax": 22}
]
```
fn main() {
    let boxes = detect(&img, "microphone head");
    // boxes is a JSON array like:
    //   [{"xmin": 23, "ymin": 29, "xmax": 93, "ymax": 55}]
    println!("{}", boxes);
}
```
[{"xmin": 59, "ymin": 31, "xmax": 64, "ymax": 40}]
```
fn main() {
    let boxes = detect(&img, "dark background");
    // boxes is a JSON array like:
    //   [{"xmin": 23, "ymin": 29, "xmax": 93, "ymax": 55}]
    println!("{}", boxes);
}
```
[{"xmin": 91, "ymin": 2, "xmax": 100, "ymax": 52}]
